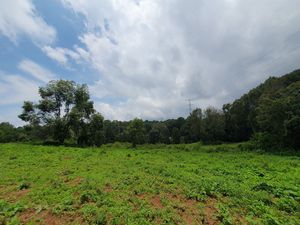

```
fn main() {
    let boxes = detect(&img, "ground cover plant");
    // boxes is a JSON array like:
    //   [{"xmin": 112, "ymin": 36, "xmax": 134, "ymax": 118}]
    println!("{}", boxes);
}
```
[{"xmin": 0, "ymin": 143, "xmax": 299, "ymax": 225}]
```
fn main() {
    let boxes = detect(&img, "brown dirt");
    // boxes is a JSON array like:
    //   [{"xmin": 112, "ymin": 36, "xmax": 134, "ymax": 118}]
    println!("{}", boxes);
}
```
[
  {"xmin": 19, "ymin": 209, "xmax": 84, "ymax": 225},
  {"xmin": 0, "ymin": 185, "xmax": 15, "ymax": 195},
  {"xmin": 168, "ymin": 193, "xmax": 202, "ymax": 225},
  {"xmin": 136, "ymin": 193, "xmax": 202, "ymax": 225},
  {"xmin": 19, "ymin": 209, "xmax": 36, "ymax": 223},
  {"xmin": 2, "ymin": 188, "xmax": 30, "ymax": 202},
  {"xmin": 203, "ymin": 198, "xmax": 219, "ymax": 225},
  {"xmin": 66, "ymin": 177, "xmax": 82, "ymax": 186},
  {"xmin": 233, "ymin": 212, "xmax": 248, "ymax": 225},
  {"xmin": 104, "ymin": 183, "xmax": 113, "ymax": 192},
  {"xmin": 150, "ymin": 195, "xmax": 164, "ymax": 209},
  {"xmin": 61, "ymin": 155, "xmax": 73, "ymax": 161}
]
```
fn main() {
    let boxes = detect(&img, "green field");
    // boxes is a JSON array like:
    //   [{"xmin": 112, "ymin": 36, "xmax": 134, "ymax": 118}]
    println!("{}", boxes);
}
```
[{"xmin": 0, "ymin": 143, "xmax": 299, "ymax": 225}]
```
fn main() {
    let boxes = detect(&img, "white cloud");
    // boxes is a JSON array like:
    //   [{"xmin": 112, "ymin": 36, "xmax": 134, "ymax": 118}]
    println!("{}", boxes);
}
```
[
  {"xmin": 18, "ymin": 59, "xmax": 56, "ymax": 83},
  {"xmin": 42, "ymin": 46, "xmax": 85, "ymax": 65},
  {"xmin": 0, "ymin": 72, "xmax": 40, "ymax": 105},
  {"xmin": 61, "ymin": 0, "xmax": 300, "ymax": 120},
  {"xmin": 42, "ymin": 46, "xmax": 69, "ymax": 65},
  {"xmin": 42, "ymin": 45, "xmax": 90, "ymax": 67},
  {"xmin": 0, "ymin": 60, "xmax": 57, "ymax": 125},
  {"xmin": 0, "ymin": 0, "xmax": 56, "ymax": 44}
]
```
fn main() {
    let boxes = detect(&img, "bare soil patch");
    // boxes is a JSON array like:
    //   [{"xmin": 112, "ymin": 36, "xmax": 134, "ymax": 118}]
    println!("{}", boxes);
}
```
[
  {"xmin": 203, "ymin": 198, "xmax": 219, "ymax": 225},
  {"xmin": 19, "ymin": 209, "xmax": 84, "ymax": 225}
]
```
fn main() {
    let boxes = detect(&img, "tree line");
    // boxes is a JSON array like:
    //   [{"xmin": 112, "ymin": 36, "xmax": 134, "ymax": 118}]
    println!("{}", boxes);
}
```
[{"xmin": 0, "ymin": 69, "xmax": 299, "ymax": 150}]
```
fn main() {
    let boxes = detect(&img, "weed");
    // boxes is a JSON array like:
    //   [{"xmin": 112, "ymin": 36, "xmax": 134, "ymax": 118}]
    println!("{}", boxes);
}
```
[{"xmin": 18, "ymin": 182, "xmax": 30, "ymax": 190}]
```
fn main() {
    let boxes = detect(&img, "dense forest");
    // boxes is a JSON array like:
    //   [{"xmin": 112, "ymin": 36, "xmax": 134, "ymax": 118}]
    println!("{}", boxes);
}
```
[{"xmin": 1, "ymin": 69, "xmax": 299, "ymax": 150}]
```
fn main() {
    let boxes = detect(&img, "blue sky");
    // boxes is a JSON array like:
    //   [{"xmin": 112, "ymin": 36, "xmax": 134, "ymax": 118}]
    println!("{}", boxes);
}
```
[{"xmin": 1, "ymin": 0, "xmax": 300, "ymax": 126}]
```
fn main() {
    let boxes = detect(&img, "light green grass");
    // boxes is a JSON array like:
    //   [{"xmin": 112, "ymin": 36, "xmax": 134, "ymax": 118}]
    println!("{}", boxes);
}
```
[{"xmin": 0, "ymin": 143, "xmax": 299, "ymax": 224}]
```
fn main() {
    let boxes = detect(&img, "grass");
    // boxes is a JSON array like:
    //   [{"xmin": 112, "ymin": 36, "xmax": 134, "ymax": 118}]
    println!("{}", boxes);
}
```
[{"xmin": 0, "ymin": 143, "xmax": 299, "ymax": 225}]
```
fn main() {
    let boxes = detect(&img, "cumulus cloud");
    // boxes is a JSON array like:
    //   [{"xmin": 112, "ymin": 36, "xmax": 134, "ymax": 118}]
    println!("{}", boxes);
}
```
[
  {"xmin": 59, "ymin": 0, "xmax": 300, "ymax": 120},
  {"xmin": 0, "ymin": 0, "xmax": 56, "ymax": 44},
  {"xmin": 18, "ymin": 59, "xmax": 57, "ymax": 83}
]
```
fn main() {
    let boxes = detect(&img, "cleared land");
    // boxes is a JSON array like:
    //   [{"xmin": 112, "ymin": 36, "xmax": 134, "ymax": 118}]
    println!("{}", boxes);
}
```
[{"xmin": 0, "ymin": 143, "xmax": 299, "ymax": 225}]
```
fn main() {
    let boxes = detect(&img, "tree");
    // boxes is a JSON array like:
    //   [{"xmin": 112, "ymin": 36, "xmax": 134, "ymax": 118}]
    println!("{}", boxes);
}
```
[
  {"xmin": 127, "ymin": 118, "xmax": 145, "ymax": 147},
  {"xmin": 0, "ymin": 123, "xmax": 18, "ymax": 143},
  {"xmin": 202, "ymin": 107, "xmax": 225, "ymax": 143},
  {"xmin": 19, "ymin": 80, "xmax": 95, "ymax": 144},
  {"xmin": 68, "ymin": 84, "xmax": 95, "ymax": 145},
  {"xmin": 256, "ymin": 81, "xmax": 300, "ymax": 149},
  {"xmin": 186, "ymin": 108, "xmax": 203, "ymax": 142},
  {"xmin": 89, "ymin": 113, "xmax": 105, "ymax": 147},
  {"xmin": 148, "ymin": 128, "xmax": 160, "ymax": 144},
  {"xmin": 171, "ymin": 127, "xmax": 180, "ymax": 144},
  {"xmin": 159, "ymin": 124, "xmax": 171, "ymax": 144}
]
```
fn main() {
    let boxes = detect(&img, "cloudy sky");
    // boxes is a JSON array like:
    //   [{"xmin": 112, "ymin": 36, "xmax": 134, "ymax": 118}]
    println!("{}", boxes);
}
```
[{"xmin": 0, "ymin": 0, "xmax": 300, "ymax": 126}]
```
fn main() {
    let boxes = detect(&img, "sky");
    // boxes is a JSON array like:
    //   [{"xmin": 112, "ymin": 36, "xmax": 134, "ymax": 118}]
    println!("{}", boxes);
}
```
[{"xmin": 0, "ymin": 0, "xmax": 300, "ymax": 126}]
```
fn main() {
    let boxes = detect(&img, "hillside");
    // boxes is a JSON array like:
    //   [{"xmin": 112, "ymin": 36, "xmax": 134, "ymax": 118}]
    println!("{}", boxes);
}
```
[{"xmin": 223, "ymin": 69, "xmax": 300, "ymax": 149}]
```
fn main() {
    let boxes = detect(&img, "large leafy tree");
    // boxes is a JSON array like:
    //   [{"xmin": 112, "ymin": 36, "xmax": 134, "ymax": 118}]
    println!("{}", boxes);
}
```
[{"xmin": 19, "ymin": 80, "xmax": 95, "ymax": 144}]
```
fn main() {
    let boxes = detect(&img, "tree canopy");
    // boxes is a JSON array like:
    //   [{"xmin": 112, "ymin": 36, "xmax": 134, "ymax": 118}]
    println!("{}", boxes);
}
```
[
  {"xmin": 0, "ymin": 69, "xmax": 298, "ymax": 151},
  {"xmin": 18, "ymin": 80, "xmax": 100, "ymax": 145}
]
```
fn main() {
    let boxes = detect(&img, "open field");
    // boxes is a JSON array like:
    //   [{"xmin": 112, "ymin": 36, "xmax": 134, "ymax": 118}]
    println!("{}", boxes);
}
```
[{"xmin": 0, "ymin": 143, "xmax": 299, "ymax": 225}]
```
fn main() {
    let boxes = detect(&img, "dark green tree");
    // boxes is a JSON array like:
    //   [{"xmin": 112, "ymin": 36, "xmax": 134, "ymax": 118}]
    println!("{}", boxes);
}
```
[
  {"xmin": 148, "ymin": 128, "xmax": 160, "ymax": 144},
  {"xmin": 256, "ymin": 81, "xmax": 300, "ymax": 149},
  {"xmin": 171, "ymin": 127, "xmax": 181, "ymax": 144},
  {"xmin": 186, "ymin": 108, "xmax": 203, "ymax": 142},
  {"xmin": 0, "ymin": 123, "xmax": 18, "ymax": 143},
  {"xmin": 202, "ymin": 107, "xmax": 225, "ymax": 143},
  {"xmin": 127, "ymin": 118, "xmax": 145, "ymax": 147},
  {"xmin": 89, "ymin": 113, "xmax": 105, "ymax": 147}
]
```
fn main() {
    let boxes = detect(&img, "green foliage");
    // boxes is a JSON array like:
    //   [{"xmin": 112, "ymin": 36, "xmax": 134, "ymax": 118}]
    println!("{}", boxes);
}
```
[
  {"xmin": 256, "ymin": 81, "xmax": 300, "ymax": 149},
  {"xmin": 224, "ymin": 69, "xmax": 300, "ymax": 150},
  {"xmin": 18, "ymin": 182, "xmax": 30, "ymax": 190},
  {"xmin": 171, "ymin": 127, "xmax": 180, "ymax": 144},
  {"xmin": 217, "ymin": 204, "xmax": 233, "ymax": 225},
  {"xmin": 18, "ymin": 80, "xmax": 105, "ymax": 145},
  {"xmin": 7, "ymin": 69, "xmax": 300, "ymax": 150},
  {"xmin": 202, "ymin": 107, "xmax": 226, "ymax": 143},
  {"xmin": 0, "ymin": 143, "xmax": 299, "ymax": 224},
  {"xmin": 0, "ymin": 123, "xmax": 18, "ymax": 143},
  {"xmin": 0, "ymin": 200, "xmax": 23, "ymax": 224},
  {"xmin": 89, "ymin": 113, "xmax": 105, "ymax": 147},
  {"xmin": 127, "ymin": 118, "xmax": 146, "ymax": 147}
]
